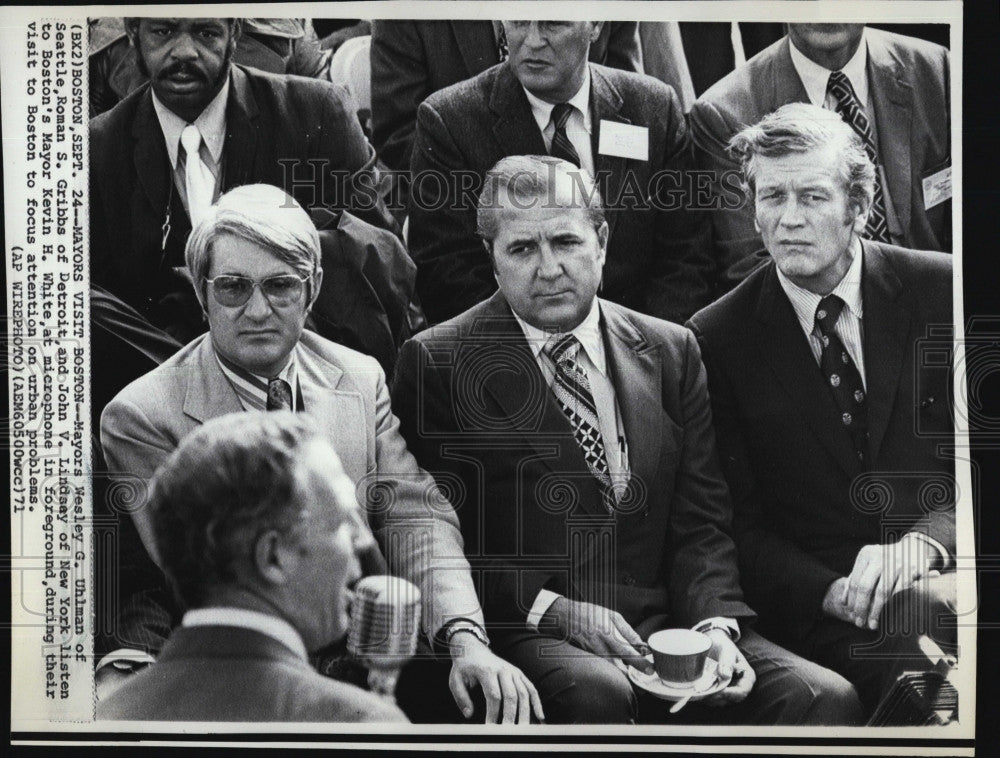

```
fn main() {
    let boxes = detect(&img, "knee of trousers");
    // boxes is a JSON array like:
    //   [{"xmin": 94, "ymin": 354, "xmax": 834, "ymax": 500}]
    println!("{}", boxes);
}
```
[
  {"xmin": 770, "ymin": 666, "xmax": 865, "ymax": 726},
  {"xmin": 540, "ymin": 659, "xmax": 637, "ymax": 724}
]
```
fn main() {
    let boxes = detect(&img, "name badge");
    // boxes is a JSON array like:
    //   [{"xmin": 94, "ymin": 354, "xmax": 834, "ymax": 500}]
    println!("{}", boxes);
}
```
[
  {"xmin": 598, "ymin": 121, "xmax": 648, "ymax": 161},
  {"xmin": 922, "ymin": 166, "xmax": 952, "ymax": 210}
]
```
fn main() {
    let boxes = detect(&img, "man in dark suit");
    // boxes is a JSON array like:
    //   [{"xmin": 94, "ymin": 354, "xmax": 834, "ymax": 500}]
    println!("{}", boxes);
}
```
[
  {"xmin": 90, "ymin": 17, "xmax": 396, "ymax": 343},
  {"xmin": 407, "ymin": 20, "xmax": 712, "ymax": 326},
  {"xmin": 688, "ymin": 104, "xmax": 957, "ymax": 715},
  {"xmin": 371, "ymin": 19, "xmax": 641, "ymax": 176},
  {"xmin": 98, "ymin": 411, "xmax": 409, "ymax": 721},
  {"xmin": 689, "ymin": 24, "xmax": 951, "ymax": 293},
  {"xmin": 392, "ymin": 155, "xmax": 862, "ymax": 724}
]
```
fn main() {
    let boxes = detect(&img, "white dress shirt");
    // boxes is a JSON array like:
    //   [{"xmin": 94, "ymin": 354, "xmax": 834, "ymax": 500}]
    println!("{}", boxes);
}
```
[
  {"xmin": 215, "ymin": 344, "xmax": 301, "ymax": 411},
  {"xmin": 183, "ymin": 606, "xmax": 309, "ymax": 661},
  {"xmin": 522, "ymin": 66, "xmax": 595, "ymax": 179}
]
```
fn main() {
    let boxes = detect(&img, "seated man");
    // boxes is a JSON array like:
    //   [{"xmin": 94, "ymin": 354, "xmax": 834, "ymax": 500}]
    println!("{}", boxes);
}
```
[
  {"xmin": 408, "ymin": 20, "xmax": 712, "ymax": 326},
  {"xmin": 99, "ymin": 183, "xmax": 542, "ymax": 724},
  {"xmin": 392, "ymin": 155, "xmax": 863, "ymax": 724},
  {"xmin": 687, "ymin": 104, "xmax": 957, "ymax": 716},
  {"xmin": 689, "ymin": 23, "xmax": 951, "ymax": 293},
  {"xmin": 99, "ymin": 412, "xmax": 408, "ymax": 721}
]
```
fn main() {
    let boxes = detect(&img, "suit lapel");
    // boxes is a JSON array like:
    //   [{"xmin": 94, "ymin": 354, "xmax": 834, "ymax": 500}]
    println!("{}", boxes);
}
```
[
  {"xmin": 755, "ymin": 266, "xmax": 862, "ymax": 476},
  {"xmin": 867, "ymin": 33, "xmax": 913, "ymax": 237},
  {"xmin": 131, "ymin": 89, "xmax": 174, "ymax": 235},
  {"xmin": 774, "ymin": 38, "xmax": 811, "ymax": 106},
  {"xmin": 452, "ymin": 21, "xmax": 500, "ymax": 76},
  {"xmin": 489, "ymin": 65, "xmax": 549, "ymax": 158},
  {"xmin": 601, "ymin": 302, "xmax": 662, "ymax": 493},
  {"xmin": 860, "ymin": 243, "xmax": 909, "ymax": 462},
  {"xmin": 589, "ymin": 67, "xmax": 628, "ymax": 243},
  {"xmin": 182, "ymin": 336, "xmax": 245, "ymax": 424},
  {"xmin": 222, "ymin": 67, "xmax": 261, "ymax": 192}
]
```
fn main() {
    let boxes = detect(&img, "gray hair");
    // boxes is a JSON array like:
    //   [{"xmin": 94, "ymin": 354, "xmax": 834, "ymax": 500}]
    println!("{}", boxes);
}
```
[
  {"xmin": 476, "ymin": 155, "xmax": 606, "ymax": 250},
  {"xmin": 185, "ymin": 184, "xmax": 322, "ymax": 308},
  {"xmin": 728, "ymin": 102, "xmax": 876, "ymax": 215},
  {"xmin": 148, "ymin": 411, "xmax": 323, "ymax": 607}
]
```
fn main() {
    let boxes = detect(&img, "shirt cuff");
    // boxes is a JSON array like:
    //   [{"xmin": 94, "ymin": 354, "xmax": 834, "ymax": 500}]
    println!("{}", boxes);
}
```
[
  {"xmin": 527, "ymin": 589, "xmax": 562, "ymax": 631},
  {"xmin": 904, "ymin": 530, "xmax": 952, "ymax": 571},
  {"xmin": 692, "ymin": 617, "xmax": 741, "ymax": 643},
  {"xmin": 95, "ymin": 649, "xmax": 157, "ymax": 673}
]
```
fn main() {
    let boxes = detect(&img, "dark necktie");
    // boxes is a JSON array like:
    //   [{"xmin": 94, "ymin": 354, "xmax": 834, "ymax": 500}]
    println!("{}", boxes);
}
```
[
  {"xmin": 815, "ymin": 295, "xmax": 869, "ymax": 465},
  {"xmin": 546, "ymin": 334, "xmax": 614, "ymax": 512},
  {"xmin": 267, "ymin": 377, "xmax": 294, "ymax": 411},
  {"xmin": 496, "ymin": 24, "xmax": 509, "ymax": 62},
  {"xmin": 826, "ymin": 71, "xmax": 891, "ymax": 243},
  {"xmin": 549, "ymin": 103, "xmax": 582, "ymax": 168}
]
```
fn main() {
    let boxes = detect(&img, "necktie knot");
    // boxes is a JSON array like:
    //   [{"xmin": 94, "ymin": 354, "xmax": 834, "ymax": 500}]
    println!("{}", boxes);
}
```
[
  {"xmin": 545, "ymin": 333, "xmax": 580, "ymax": 366},
  {"xmin": 267, "ymin": 377, "xmax": 293, "ymax": 412},
  {"xmin": 826, "ymin": 71, "xmax": 857, "ymax": 104},
  {"xmin": 551, "ymin": 102, "xmax": 574, "ymax": 131},
  {"xmin": 180, "ymin": 124, "xmax": 202, "ymax": 160},
  {"xmin": 815, "ymin": 295, "xmax": 846, "ymax": 332}
]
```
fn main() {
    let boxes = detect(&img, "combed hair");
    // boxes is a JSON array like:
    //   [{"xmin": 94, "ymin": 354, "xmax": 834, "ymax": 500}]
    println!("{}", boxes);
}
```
[
  {"xmin": 476, "ymin": 155, "xmax": 606, "ymax": 249},
  {"xmin": 728, "ymin": 102, "xmax": 876, "ymax": 215},
  {"xmin": 148, "ymin": 412, "xmax": 321, "ymax": 607},
  {"xmin": 185, "ymin": 184, "xmax": 322, "ymax": 308}
]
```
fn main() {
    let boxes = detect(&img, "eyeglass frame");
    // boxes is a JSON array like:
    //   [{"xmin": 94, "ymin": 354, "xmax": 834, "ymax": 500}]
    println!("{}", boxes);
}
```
[{"xmin": 203, "ymin": 273, "xmax": 314, "ymax": 308}]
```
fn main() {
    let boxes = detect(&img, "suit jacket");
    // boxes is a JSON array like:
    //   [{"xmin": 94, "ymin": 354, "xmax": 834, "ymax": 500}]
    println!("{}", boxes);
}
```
[
  {"xmin": 689, "ymin": 29, "xmax": 951, "ymax": 292},
  {"xmin": 408, "ymin": 63, "xmax": 712, "ymax": 326},
  {"xmin": 370, "ymin": 20, "xmax": 642, "ymax": 173},
  {"xmin": 100, "ymin": 330, "xmax": 484, "ymax": 641},
  {"xmin": 97, "ymin": 625, "xmax": 407, "ymax": 722},
  {"xmin": 89, "ymin": 64, "xmax": 396, "ymax": 343},
  {"xmin": 687, "ymin": 242, "xmax": 955, "ymax": 644},
  {"xmin": 391, "ymin": 293, "xmax": 754, "ymax": 630}
]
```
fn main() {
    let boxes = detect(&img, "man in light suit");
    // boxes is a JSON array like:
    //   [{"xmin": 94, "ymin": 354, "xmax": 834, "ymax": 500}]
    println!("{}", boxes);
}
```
[
  {"xmin": 687, "ymin": 104, "xmax": 957, "ymax": 715},
  {"xmin": 99, "ymin": 412, "xmax": 409, "ymax": 721},
  {"xmin": 408, "ymin": 20, "xmax": 712, "ymax": 326},
  {"xmin": 392, "ymin": 156, "xmax": 862, "ymax": 724},
  {"xmin": 689, "ymin": 24, "xmax": 951, "ymax": 293},
  {"xmin": 90, "ymin": 17, "xmax": 396, "ymax": 344},
  {"xmin": 100, "ymin": 184, "xmax": 543, "ymax": 724}
]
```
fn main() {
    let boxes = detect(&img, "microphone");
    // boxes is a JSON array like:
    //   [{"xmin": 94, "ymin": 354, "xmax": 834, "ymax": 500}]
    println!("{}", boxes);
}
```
[{"xmin": 347, "ymin": 574, "xmax": 422, "ymax": 702}]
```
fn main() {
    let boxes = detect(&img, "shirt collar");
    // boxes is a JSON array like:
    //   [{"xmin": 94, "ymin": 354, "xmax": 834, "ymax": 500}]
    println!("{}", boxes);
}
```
[
  {"xmin": 214, "ymin": 343, "xmax": 299, "ymax": 411},
  {"xmin": 776, "ymin": 237, "xmax": 865, "ymax": 336},
  {"xmin": 151, "ymin": 74, "xmax": 230, "ymax": 169},
  {"xmin": 521, "ymin": 64, "xmax": 592, "ymax": 137},
  {"xmin": 512, "ymin": 297, "xmax": 606, "ymax": 374},
  {"xmin": 788, "ymin": 29, "xmax": 869, "ymax": 107},
  {"xmin": 182, "ymin": 607, "xmax": 308, "ymax": 661}
]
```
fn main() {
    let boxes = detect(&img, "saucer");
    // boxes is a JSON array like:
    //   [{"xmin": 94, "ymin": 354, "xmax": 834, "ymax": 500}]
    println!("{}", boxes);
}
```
[{"xmin": 626, "ymin": 656, "xmax": 731, "ymax": 702}]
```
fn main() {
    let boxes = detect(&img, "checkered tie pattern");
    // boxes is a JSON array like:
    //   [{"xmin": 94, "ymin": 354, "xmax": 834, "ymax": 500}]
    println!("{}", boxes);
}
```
[
  {"xmin": 815, "ymin": 295, "xmax": 869, "ymax": 466},
  {"xmin": 266, "ymin": 377, "xmax": 293, "ymax": 411},
  {"xmin": 826, "ymin": 71, "xmax": 891, "ymax": 243},
  {"xmin": 546, "ymin": 334, "xmax": 615, "ymax": 512},
  {"xmin": 550, "ymin": 103, "xmax": 582, "ymax": 169}
]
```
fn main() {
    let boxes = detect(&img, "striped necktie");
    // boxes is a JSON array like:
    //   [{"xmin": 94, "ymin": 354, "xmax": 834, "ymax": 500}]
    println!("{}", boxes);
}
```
[
  {"xmin": 549, "ymin": 103, "xmax": 582, "ymax": 168},
  {"xmin": 826, "ymin": 71, "xmax": 891, "ymax": 243},
  {"xmin": 266, "ymin": 377, "xmax": 294, "ymax": 411}
]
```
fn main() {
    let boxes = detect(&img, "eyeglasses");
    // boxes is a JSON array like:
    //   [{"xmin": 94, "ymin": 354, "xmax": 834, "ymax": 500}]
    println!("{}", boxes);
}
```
[{"xmin": 204, "ymin": 274, "xmax": 311, "ymax": 307}]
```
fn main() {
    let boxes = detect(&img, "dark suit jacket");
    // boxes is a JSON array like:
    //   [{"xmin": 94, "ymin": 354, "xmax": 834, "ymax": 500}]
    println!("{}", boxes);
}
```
[
  {"xmin": 687, "ymin": 242, "xmax": 955, "ymax": 644},
  {"xmin": 97, "ymin": 625, "xmax": 408, "ymax": 722},
  {"xmin": 408, "ymin": 62, "xmax": 712, "ymax": 326},
  {"xmin": 89, "ymin": 64, "xmax": 396, "ymax": 342},
  {"xmin": 371, "ymin": 20, "xmax": 642, "ymax": 173},
  {"xmin": 689, "ymin": 30, "xmax": 951, "ymax": 292},
  {"xmin": 391, "ymin": 293, "xmax": 754, "ymax": 631}
]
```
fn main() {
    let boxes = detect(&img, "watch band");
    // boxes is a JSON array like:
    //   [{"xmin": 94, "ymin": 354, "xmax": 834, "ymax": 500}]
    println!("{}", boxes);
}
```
[{"xmin": 443, "ymin": 619, "xmax": 490, "ymax": 648}]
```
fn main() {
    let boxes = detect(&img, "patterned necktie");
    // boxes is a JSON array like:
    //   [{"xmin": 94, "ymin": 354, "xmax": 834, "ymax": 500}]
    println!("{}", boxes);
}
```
[
  {"xmin": 815, "ymin": 295, "xmax": 869, "ymax": 465},
  {"xmin": 826, "ymin": 71, "xmax": 891, "ymax": 243},
  {"xmin": 546, "ymin": 334, "xmax": 615, "ymax": 512},
  {"xmin": 549, "ymin": 103, "xmax": 582, "ymax": 168},
  {"xmin": 496, "ymin": 23, "xmax": 509, "ymax": 62},
  {"xmin": 180, "ymin": 124, "xmax": 214, "ymax": 227},
  {"xmin": 266, "ymin": 377, "xmax": 294, "ymax": 411}
]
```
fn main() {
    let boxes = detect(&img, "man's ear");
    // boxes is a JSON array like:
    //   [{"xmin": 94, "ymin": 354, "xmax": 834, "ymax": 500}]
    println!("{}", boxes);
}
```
[
  {"xmin": 230, "ymin": 18, "xmax": 244, "ymax": 44},
  {"xmin": 590, "ymin": 22, "xmax": 604, "ymax": 43},
  {"xmin": 307, "ymin": 268, "xmax": 324, "ymax": 311},
  {"xmin": 253, "ymin": 529, "xmax": 293, "ymax": 586},
  {"xmin": 597, "ymin": 221, "xmax": 609, "ymax": 262},
  {"xmin": 124, "ymin": 18, "xmax": 141, "ymax": 47}
]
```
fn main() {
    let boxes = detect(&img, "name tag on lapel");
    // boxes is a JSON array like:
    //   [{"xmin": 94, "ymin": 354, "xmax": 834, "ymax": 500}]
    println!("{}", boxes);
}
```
[
  {"xmin": 922, "ymin": 166, "xmax": 952, "ymax": 210},
  {"xmin": 598, "ymin": 121, "xmax": 648, "ymax": 161}
]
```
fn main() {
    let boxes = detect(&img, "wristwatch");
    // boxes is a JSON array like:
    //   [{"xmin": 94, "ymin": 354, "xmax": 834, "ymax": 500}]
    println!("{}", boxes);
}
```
[
  {"xmin": 693, "ymin": 619, "xmax": 738, "ymax": 641},
  {"xmin": 442, "ymin": 619, "xmax": 490, "ymax": 648}
]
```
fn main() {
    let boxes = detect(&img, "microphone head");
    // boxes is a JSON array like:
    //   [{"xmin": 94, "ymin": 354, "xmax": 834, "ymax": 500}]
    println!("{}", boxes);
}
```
[{"xmin": 347, "ymin": 574, "xmax": 421, "ymax": 668}]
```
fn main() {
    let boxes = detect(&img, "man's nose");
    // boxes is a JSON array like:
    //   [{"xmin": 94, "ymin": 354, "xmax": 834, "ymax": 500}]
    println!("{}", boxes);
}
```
[
  {"xmin": 524, "ymin": 22, "xmax": 547, "ymax": 47},
  {"xmin": 777, "ymin": 196, "xmax": 806, "ymax": 227},
  {"xmin": 536, "ymin": 244, "xmax": 563, "ymax": 279},
  {"xmin": 243, "ymin": 284, "xmax": 274, "ymax": 318},
  {"xmin": 169, "ymin": 32, "xmax": 199, "ymax": 60}
]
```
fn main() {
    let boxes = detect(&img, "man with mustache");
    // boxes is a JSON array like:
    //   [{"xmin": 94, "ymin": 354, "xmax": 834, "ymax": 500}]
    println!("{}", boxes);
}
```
[{"xmin": 90, "ymin": 17, "xmax": 396, "ymax": 344}]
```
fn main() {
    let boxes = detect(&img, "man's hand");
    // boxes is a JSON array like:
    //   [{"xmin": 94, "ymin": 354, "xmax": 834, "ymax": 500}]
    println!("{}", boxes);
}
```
[
  {"xmin": 448, "ymin": 633, "xmax": 545, "ymax": 724},
  {"xmin": 541, "ymin": 597, "xmax": 653, "ymax": 674},
  {"xmin": 842, "ymin": 535, "xmax": 939, "ymax": 630},
  {"xmin": 701, "ymin": 628, "xmax": 754, "ymax": 706},
  {"xmin": 821, "ymin": 577, "xmax": 855, "ymax": 624}
]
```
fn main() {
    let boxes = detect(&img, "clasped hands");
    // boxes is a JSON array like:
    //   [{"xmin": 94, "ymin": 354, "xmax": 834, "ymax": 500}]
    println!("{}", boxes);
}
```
[{"xmin": 822, "ymin": 533, "xmax": 940, "ymax": 630}]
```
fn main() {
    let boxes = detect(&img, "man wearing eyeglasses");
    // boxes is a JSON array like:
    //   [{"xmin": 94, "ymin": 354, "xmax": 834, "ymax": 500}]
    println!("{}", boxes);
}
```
[{"xmin": 99, "ymin": 184, "xmax": 544, "ymax": 725}]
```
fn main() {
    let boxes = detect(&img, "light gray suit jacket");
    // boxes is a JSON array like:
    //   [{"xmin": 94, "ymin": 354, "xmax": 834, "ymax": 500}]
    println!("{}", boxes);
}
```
[{"xmin": 100, "ymin": 329, "xmax": 484, "ymax": 639}]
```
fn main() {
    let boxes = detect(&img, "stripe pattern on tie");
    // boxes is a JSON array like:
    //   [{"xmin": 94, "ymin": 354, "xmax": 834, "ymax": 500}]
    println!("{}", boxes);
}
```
[
  {"xmin": 546, "ymin": 334, "xmax": 614, "ymax": 511},
  {"xmin": 267, "ymin": 377, "xmax": 293, "ymax": 411},
  {"xmin": 815, "ymin": 294, "xmax": 869, "ymax": 466},
  {"xmin": 550, "ymin": 103, "xmax": 582, "ymax": 168},
  {"xmin": 826, "ymin": 71, "xmax": 891, "ymax": 243}
]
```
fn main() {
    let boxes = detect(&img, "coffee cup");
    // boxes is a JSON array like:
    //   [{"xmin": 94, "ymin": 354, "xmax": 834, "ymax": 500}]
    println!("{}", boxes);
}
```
[{"xmin": 647, "ymin": 628, "xmax": 712, "ymax": 685}]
